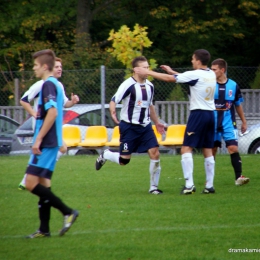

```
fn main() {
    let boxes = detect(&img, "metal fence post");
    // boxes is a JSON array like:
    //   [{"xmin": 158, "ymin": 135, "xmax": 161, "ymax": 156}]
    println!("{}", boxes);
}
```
[
  {"xmin": 14, "ymin": 78, "xmax": 19, "ymax": 106},
  {"xmin": 100, "ymin": 65, "xmax": 106, "ymax": 126}
]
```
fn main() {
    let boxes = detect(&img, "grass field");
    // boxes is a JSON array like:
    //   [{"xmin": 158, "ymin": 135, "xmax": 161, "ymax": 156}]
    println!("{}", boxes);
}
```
[{"xmin": 1, "ymin": 154, "xmax": 260, "ymax": 260}]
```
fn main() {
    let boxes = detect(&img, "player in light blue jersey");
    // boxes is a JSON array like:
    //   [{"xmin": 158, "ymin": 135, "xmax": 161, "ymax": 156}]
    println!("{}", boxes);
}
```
[
  {"xmin": 95, "ymin": 56, "xmax": 166, "ymax": 195},
  {"xmin": 134, "ymin": 49, "xmax": 217, "ymax": 195},
  {"xmin": 24, "ymin": 49, "xmax": 78, "ymax": 238},
  {"xmin": 18, "ymin": 57, "xmax": 79, "ymax": 190},
  {"xmin": 211, "ymin": 58, "xmax": 249, "ymax": 186}
]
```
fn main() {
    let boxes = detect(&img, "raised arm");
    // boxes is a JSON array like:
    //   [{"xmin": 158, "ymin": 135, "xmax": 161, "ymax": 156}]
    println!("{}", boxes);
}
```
[
  {"xmin": 64, "ymin": 93, "xmax": 80, "ymax": 108},
  {"xmin": 134, "ymin": 66, "xmax": 177, "ymax": 82}
]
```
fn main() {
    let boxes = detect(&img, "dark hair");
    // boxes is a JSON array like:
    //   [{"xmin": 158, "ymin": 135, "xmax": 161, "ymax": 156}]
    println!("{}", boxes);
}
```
[
  {"xmin": 211, "ymin": 58, "xmax": 227, "ymax": 72},
  {"xmin": 131, "ymin": 56, "xmax": 148, "ymax": 68},
  {"xmin": 193, "ymin": 49, "xmax": 211, "ymax": 65},
  {"xmin": 32, "ymin": 49, "xmax": 56, "ymax": 71}
]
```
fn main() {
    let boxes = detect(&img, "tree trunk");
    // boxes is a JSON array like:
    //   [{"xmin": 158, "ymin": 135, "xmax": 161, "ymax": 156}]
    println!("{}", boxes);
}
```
[{"xmin": 76, "ymin": 0, "xmax": 92, "ymax": 46}]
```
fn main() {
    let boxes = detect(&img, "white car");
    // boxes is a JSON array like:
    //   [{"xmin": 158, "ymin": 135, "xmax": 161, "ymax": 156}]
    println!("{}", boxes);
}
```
[
  {"xmin": 238, "ymin": 123, "xmax": 260, "ymax": 154},
  {"xmin": 0, "ymin": 115, "xmax": 20, "ymax": 154},
  {"xmin": 11, "ymin": 104, "xmax": 122, "ymax": 155},
  {"xmin": 11, "ymin": 103, "xmax": 168, "ymax": 155}
]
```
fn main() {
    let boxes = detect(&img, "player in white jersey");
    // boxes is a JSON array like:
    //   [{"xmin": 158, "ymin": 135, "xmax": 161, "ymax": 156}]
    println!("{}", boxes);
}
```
[
  {"xmin": 95, "ymin": 56, "xmax": 165, "ymax": 195},
  {"xmin": 18, "ymin": 57, "xmax": 79, "ymax": 190},
  {"xmin": 134, "ymin": 49, "xmax": 217, "ymax": 195}
]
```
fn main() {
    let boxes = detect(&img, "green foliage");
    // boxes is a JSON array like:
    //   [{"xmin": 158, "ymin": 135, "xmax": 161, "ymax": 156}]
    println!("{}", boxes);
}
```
[
  {"xmin": 60, "ymin": 34, "xmax": 117, "ymax": 70},
  {"xmin": 107, "ymin": 24, "xmax": 157, "ymax": 79},
  {"xmin": 166, "ymin": 84, "xmax": 189, "ymax": 101},
  {"xmin": 1, "ymin": 154, "xmax": 260, "ymax": 260},
  {"xmin": 250, "ymin": 67, "xmax": 260, "ymax": 89},
  {"xmin": 107, "ymin": 24, "xmax": 153, "ymax": 67},
  {"xmin": 107, "ymin": 24, "xmax": 157, "ymax": 78},
  {"xmin": 1, "ymin": 0, "xmax": 260, "ymax": 73}
]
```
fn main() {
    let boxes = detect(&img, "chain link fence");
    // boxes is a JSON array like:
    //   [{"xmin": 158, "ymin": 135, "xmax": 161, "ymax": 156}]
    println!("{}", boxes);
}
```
[
  {"xmin": 1, "ymin": 67, "xmax": 259, "ymax": 106},
  {"xmin": 0, "ymin": 66, "xmax": 260, "ymax": 155}
]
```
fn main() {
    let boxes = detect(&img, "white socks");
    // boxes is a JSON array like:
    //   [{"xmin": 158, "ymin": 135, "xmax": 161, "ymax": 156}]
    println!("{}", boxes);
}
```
[
  {"xmin": 20, "ymin": 174, "xmax": 27, "ymax": 186},
  {"xmin": 56, "ymin": 151, "xmax": 63, "ymax": 161},
  {"xmin": 181, "ymin": 153, "xmax": 194, "ymax": 188},
  {"xmin": 204, "ymin": 156, "xmax": 215, "ymax": 188},
  {"xmin": 103, "ymin": 150, "xmax": 120, "ymax": 164},
  {"xmin": 149, "ymin": 159, "xmax": 161, "ymax": 191},
  {"xmin": 181, "ymin": 153, "xmax": 215, "ymax": 188}
]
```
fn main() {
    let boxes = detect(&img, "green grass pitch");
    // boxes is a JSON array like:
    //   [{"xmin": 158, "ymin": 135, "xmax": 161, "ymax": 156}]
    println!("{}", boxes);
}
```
[{"xmin": 1, "ymin": 154, "xmax": 260, "ymax": 260}]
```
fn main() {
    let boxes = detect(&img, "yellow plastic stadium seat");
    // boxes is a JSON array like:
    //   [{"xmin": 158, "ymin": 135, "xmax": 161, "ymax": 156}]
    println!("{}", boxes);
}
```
[
  {"xmin": 78, "ymin": 126, "xmax": 108, "ymax": 147},
  {"xmin": 152, "ymin": 125, "xmax": 162, "ymax": 143},
  {"xmin": 62, "ymin": 125, "xmax": 81, "ymax": 147},
  {"xmin": 105, "ymin": 126, "xmax": 120, "ymax": 147},
  {"xmin": 159, "ymin": 124, "xmax": 186, "ymax": 146}
]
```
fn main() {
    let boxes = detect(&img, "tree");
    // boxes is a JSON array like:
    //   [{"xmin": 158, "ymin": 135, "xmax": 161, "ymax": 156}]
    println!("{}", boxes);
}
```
[
  {"xmin": 0, "ymin": 0, "xmax": 260, "ymax": 70},
  {"xmin": 144, "ymin": 0, "xmax": 260, "ymax": 66},
  {"xmin": 107, "ymin": 24, "xmax": 157, "ymax": 78}
]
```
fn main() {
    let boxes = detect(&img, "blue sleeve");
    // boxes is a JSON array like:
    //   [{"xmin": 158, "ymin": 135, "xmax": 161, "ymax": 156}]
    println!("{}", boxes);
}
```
[
  {"xmin": 234, "ymin": 85, "xmax": 243, "ymax": 106},
  {"xmin": 42, "ymin": 81, "xmax": 57, "ymax": 111}
]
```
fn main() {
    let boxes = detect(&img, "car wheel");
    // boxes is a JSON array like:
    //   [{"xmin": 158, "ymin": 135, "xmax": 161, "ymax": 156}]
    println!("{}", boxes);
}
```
[{"xmin": 249, "ymin": 140, "xmax": 260, "ymax": 154}]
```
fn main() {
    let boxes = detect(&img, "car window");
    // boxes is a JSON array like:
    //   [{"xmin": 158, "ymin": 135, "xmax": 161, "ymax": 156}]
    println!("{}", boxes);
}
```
[
  {"xmin": 67, "ymin": 108, "xmax": 121, "ymax": 128},
  {"xmin": 18, "ymin": 111, "xmax": 75, "ymax": 131},
  {"xmin": 0, "ymin": 117, "xmax": 19, "ymax": 137},
  {"xmin": 18, "ymin": 117, "xmax": 33, "ymax": 131}
]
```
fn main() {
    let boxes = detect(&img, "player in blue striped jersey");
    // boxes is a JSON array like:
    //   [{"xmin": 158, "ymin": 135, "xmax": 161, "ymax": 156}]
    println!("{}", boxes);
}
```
[
  {"xmin": 211, "ymin": 58, "xmax": 249, "ymax": 186},
  {"xmin": 24, "ymin": 50, "xmax": 78, "ymax": 238},
  {"xmin": 95, "ymin": 56, "xmax": 166, "ymax": 195},
  {"xmin": 134, "ymin": 49, "xmax": 217, "ymax": 195}
]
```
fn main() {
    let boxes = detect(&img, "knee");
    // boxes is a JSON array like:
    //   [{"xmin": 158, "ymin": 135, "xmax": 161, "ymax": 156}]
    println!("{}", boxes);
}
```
[
  {"xmin": 228, "ymin": 146, "xmax": 238, "ymax": 154},
  {"xmin": 119, "ymin": 157, "xmax": 130, "ymax": 165},
  {"xmin": 149, "ymin": 148, "xmax": 160, "ymax": 160}
]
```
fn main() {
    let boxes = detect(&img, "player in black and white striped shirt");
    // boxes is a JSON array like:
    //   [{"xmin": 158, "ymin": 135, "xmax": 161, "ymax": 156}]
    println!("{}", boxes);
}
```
[
  {"xmin": 95, "ymin": 56, "xmax": 165, "ymax": 195},
  {"xmin": 134, "ymin": 49, "xmax": 216, "ymax": 195}
]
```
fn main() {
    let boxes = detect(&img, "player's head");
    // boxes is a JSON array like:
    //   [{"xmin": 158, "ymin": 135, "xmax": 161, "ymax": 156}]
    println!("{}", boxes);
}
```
[
  {"xmin": 211, "ymin": 58, "xmax": 227, "ymax": 72},
  {"xmin": 131, "ymin": 56, "xmax": 148, "ymax": 68},
  {"xmin": 211, "ymin": 58, "xmax": 227, "ymax": 79},
  {"xmin": 32, "ymin": 49, "xmax": 55, "ymax": 78},
  {"xmin": 53, "ymin": 57, "xmax": 62, "ymax": 79},
  {"xmin": 132, "ymin": 56, "xmax": 149, "ymax": 81},
  {"xmin": 192, "ymin": 49, "xmax": 211, "ymax": 69}
]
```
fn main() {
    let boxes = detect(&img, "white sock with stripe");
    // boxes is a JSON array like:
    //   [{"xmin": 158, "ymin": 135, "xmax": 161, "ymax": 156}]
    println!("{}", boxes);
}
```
[
  {"xmin": 204, "ymin": 156, "xmax": 215, "ymax": 188},
  {"xmin": 149, "ymin": 159, "xmax": 161, "ymax": 191},
  {"xmin": 181, "ymin": 153, "xmax": 194, "ymax": 188},
  {"xmin": 103, "ymin": 150, "xmax": 120, "ymax": 164}
]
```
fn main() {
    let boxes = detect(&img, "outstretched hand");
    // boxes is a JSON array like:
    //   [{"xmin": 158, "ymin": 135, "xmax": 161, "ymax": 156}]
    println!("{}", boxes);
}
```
[
  {"xmin": 71, "ymin": 93, "xmax": 80, "ymax": 104},
  {"xmin": 160, "ymin": 65, "xmax": 178, "ymax": 75}
]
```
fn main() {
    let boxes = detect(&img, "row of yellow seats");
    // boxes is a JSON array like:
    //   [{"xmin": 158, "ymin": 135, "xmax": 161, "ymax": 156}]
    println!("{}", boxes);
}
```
[{"xmin": 62, "ymin": 124, "xmax": 186, "ymax": 148}]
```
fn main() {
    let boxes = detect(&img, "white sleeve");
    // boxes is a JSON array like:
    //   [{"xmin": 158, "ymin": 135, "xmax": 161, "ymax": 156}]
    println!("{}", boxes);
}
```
[
  {"xmin": 175, "ymin": 71, "xmax": 199, "ymax": 86},
  {"xmin": 112, "ymin": 77, "xmax": 134, "ymax": 104},
  {"xmin": 58, "ymin": 82, "xmax": 69, "ymax": 106},
  {"xmin": 21, "ymin": 80, "xmax": 44, "ymax": 102}
]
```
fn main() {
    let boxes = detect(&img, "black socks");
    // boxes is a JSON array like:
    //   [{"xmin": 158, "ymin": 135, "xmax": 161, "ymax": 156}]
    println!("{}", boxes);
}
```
[
  {"xmin": 38, "ymin": 187, "xmax": 51, "ymax": 233},
  {"xmin": 32, "ymin": 183, "xmax": 72, "ymax": 216},
  {"xmin": 230, "ymin": 152, "xmax": 242, "ymax": 180}
]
